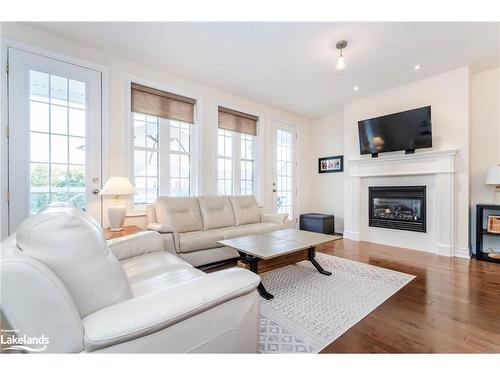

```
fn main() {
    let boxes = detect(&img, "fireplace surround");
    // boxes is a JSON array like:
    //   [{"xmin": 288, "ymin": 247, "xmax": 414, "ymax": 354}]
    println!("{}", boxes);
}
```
[
  {"xmin": 345, "ymin": 150, "xmax": 467, "ymax": 258},
  {"xmin": 369, "ymin": 186, "xmax": 426, "ymax": 233}
]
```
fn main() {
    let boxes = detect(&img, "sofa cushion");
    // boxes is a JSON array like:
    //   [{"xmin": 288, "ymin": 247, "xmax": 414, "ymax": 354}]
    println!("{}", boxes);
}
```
[
  {"xmin": 130, "ymin": 268, "xmax": 205, "ymax": 297},
  {"xmin": 222, "ymin": 225, "xmax": 258, "ymax": 239},
  {"xmin": 198, "ymin": 195, "xmax": 235, "ymax": 230},
  {"xmin": 178, "ymin": 229, "xmax": 225, "ymax": 253},
  {"xmin": 221, "ymin": 222, "xmax": 281, "ymax": 240},
  {"xmin": 179, "ymin": 247, "xmax": 240, "ymax": 268},
  {"xmin": 16, "ymin": 204, "xmax": 132, "ymax": 317},
  {"xmin": 108, "ymin": 231, "xmax": 165, "ymax": 261},
  {"xmin": 120, "ymin": 251, "xmax": 204, "ymax": 296},
  {"xmin": 245, "ymin": 222, "xmax": 283, "ymax": 234},
  {"xmin": 229, "ymin": 196, "xmax": 260, "ymax": 226},
  {"xmin": 120, "ymin": 251, "xmax": 192, "ymax": 284},
  {"xmin": 155, "ymin": 196, "xmax": 203, "ymax": 233}
]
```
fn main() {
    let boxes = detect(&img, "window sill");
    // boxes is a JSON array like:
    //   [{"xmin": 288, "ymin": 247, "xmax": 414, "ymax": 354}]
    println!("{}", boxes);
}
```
[{"xmin": 126, "ymin": 209, "xmax": 146, "ymax": 218}]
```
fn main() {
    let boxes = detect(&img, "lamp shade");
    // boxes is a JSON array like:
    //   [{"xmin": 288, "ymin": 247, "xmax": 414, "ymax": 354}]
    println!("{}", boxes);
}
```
[
  {"xmin": 100, "ymin": 177, "xmax": 136, "ymax": 196},
  {"xmin": 485, "ymin": 166, "xmax": 500, "ymax": 185}
]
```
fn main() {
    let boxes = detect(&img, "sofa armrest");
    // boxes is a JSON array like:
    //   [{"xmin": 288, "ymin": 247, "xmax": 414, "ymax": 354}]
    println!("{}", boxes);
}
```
[
  {"xmin": 145, "ymin": 204, "xmax": 157, "ymax": 224},
  {"xmin": 146, "ymin": 223, "xmax": 180, "ymax": 253},
  {"xmin": 260, "ymin": 212, "xmax": 289, "ymax": 225},
  {"xmin": 108, "ymin": 231, "xmax": 166, "ymax": 260},
  {"xmin": 82, "ymin": 268, "xmax": 260, "ymax": 351},
  {"xmin": 146, "ymin": 222, "xmax": 176, "ymax": 233}
]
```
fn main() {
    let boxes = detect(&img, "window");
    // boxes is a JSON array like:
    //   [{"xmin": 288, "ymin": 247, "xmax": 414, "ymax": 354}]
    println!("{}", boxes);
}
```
[
  {"xmin": 131, "ymin": 83, "xmax": 196, "ymax": 205},
  {"xmin": 169, "ymin": 120, "xmax": 192, "ymax": 197},
  {"xmin": 132, "ymin": 114, "xmax": 195, "ymax": 204},
  {"xmin": 132, "ymin": 113, "xmax": 158, "ymax": 204},
  {"xmin": 240, "ymin": 134, "xmax": 254, "ymax": 195},
  {"xmin": 217, "ymin": 107, "xmax": 258, "ymax": 196}
]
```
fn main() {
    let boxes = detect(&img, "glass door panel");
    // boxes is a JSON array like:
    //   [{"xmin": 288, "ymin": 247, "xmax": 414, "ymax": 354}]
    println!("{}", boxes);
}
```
[
  {"xmin": 28, "ymin": 71, "xmax": 87, "ymax": 214},
  {"xmin": 272, "ymin": 121, "xmax": 296, "ymax": 222},
  {"xmin": 276, "ymin": 129, "xmax": 293, "ymax": 217}
]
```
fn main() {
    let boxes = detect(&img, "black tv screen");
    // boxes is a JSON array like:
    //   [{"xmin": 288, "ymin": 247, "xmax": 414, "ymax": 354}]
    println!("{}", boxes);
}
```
[{"xmin": 358, "ymin": 106, "xmax": 432, "ymax": 155}]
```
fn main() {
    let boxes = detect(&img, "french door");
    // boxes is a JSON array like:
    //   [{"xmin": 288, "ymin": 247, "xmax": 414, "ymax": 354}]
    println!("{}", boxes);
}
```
[
  {"xmin": 7, "ymin": 48, "xmax": 102, "ymax": 233},
  {"xmin": 271, "ymin": 120, "xmax": 297, "ymax": 222}
]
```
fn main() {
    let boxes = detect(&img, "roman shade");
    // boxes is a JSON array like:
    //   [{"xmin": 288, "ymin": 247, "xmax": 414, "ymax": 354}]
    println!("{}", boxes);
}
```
[
  {"xmin": 218, "ymin": 106, "xmax": 258, "ymax": 136},
  {"xmin": 131, "ymin": 83, "xmax": 196, "ymax": 123}
]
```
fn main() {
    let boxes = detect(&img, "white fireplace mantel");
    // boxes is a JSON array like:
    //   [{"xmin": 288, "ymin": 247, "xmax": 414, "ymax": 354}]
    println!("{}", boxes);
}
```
[
  {"xmin": 349, "ymin": 150, "xmax": 458, "ymax": 178},
  {"xmin": 344, "ymin": 149, "xmax": 463, "ymax": 258}
]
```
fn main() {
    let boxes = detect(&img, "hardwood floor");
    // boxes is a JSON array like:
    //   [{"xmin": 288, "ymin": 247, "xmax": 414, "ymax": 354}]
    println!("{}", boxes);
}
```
[
  {"xmin": 315, "ymin": 239, "xmax": 500, "ymax": 353},
  {"xmin": 212, "ymin": 238, "xmax": 500, "ymax": 353}
]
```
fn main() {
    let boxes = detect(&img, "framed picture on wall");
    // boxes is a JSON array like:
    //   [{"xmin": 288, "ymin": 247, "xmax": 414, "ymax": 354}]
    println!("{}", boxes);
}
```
[{"xmin": 318, "ymin": 155, "xmax": 343, "ymax": 173}]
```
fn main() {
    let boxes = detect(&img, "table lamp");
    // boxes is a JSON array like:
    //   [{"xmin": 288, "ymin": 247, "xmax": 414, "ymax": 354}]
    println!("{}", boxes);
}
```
[
  {"xmin": 485, "ymin": 165, "xmax": 500, "ymax": 204},
  {"xmin": 100, "ymin": 176, "xmax": 136, "ymax": 231}
]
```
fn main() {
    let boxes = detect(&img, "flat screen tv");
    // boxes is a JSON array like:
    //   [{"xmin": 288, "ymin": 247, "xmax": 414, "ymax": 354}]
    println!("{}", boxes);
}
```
[{"xmin": 358, "ymin": 106, "xmax": 432, "ymax": 156}]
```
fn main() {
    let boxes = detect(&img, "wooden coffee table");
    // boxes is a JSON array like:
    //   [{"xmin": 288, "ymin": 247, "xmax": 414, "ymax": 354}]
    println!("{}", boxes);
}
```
[{"xmin": 218, "ymin": 229, "xmax": 342, "ymax": 300}]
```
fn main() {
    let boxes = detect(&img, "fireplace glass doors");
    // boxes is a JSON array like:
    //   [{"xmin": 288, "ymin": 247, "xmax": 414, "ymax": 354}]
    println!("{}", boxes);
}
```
[{"xmin": 369, "ymin": 186, "xmax": 426, "ymax": 233}]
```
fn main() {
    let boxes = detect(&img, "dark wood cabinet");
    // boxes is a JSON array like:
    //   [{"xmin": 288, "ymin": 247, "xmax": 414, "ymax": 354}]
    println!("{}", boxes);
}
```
[{"xmin": 476, "ymin": 204, "xmax": 500, "ymax": 264}]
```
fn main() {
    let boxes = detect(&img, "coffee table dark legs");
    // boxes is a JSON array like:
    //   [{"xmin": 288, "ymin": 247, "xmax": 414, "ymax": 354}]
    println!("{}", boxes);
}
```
[
  {"xmin": 256, "ymin": 283, "xmax": 274, "ymax": 300},
  {"xmin": 308, "ymin": 247, "xmax": 332, "ymax": 276},
  {"xmin": 238, "ymin": 248, "xmax": 330, "ymax": 299},
  {"xmin": 238, "ymin": 252, "xmax": 274, "ymax": 300}
]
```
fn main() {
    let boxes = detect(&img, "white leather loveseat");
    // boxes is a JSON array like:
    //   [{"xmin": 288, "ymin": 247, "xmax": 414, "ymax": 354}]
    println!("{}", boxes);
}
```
[
  {"xmin": 146, "ymin": 195, "xmax": 288, "ymax": 267},
  {"xmin": 0, "ymin": 204, "xmax": 260, "ymax": 353}
]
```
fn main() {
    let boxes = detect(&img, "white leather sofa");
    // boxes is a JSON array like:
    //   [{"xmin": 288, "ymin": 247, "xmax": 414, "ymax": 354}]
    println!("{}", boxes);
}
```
[
  {"xmin": 146, "ymin": 195, "xmax": 288, "ymax": 267},
  {"xmin": 0, "ymin": 204, "xmax": 261, "ymax": 353}
]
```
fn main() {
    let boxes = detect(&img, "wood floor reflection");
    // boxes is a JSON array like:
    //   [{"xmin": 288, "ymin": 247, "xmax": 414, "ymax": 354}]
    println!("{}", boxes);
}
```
[
  {"xmin": 208, "ymin": 238, "xmax": 500, "ymax": 353},
  {"xmin": 317, "ymin": 239, "xmax": 500, "ymax": 353}
]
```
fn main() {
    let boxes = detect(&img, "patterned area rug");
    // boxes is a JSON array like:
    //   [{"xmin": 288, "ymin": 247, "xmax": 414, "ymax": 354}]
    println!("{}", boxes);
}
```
[{"xmin": 259, "ymin": 253, "xmax": 415, "ymax": 353}]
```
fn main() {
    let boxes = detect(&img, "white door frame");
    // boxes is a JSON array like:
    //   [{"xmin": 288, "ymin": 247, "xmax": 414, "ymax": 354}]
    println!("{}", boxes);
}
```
[
  {"xmin": 271, "ymin": 118, "xmax": 298, "ymax": 223},
  {"xmin": 0, "ymin": 38, "xmax": 110, "ymax": 239}
]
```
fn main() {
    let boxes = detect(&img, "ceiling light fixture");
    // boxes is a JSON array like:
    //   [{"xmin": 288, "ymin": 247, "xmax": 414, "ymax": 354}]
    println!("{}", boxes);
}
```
[
  {"xmin": 353, "ymin": 85, "xmax": 359, "ymax": 91},
  {"xmin": 413, "ymin": 64, "xmax": 422, "ymax": 71},
  {"xmin": 336, "ymin": 40, "xmax": 348, "ymax": 71}
]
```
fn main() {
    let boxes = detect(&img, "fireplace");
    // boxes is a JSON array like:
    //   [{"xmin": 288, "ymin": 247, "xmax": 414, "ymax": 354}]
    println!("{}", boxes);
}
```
[{"xmin": 369, "ymin": 186, "xmax": 426, "ymax": 233}]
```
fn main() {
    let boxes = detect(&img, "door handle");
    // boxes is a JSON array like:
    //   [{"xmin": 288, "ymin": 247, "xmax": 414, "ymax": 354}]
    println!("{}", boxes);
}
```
[
  {"xmin": 92, "ymin": 177, "xmax": 100, "ymax": 195},
  {"xmin": 272, "ymin": 189, "xmax": 277, "ymax": 193}
]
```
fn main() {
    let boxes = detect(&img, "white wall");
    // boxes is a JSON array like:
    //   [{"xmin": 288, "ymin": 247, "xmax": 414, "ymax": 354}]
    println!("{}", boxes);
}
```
[
  {"xmin": 305, "ymin": 65, "xmax": 500, "ymax": 256},
  {"xmin": 309, "ymin": 67, "xmax": 471, "ymax": 254},
  {"xmin": 309, "ymin": 108, "xmax": 344, "ymax": 233},
  {"xmin": 1, "ymin": 22, "xmax": 313, "ymax": 230},
  {"xmin": 345, "ymin": 67, "xmax": 470, "ymax": 254},
  {"xmin": 470, "ymin": 67, "xmax": 500, "ymax": 252}
]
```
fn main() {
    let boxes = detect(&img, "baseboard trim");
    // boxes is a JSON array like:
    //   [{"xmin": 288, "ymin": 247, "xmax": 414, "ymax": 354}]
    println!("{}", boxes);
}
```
[
  {"xmin": 342, "ymin": 236, "xmax": 470, "ymax": 259},
  {"xmin": 343, "ymin": 231, "xmax": 359, "ymax": 241},
  {"xmin": 454, "ymin": 247, "xmax": 471, "ymax": 259},
  {"xmin": 437, "ymin": 244, "xmax": 452, "ymax": 257},
  {"xmin": 436, "ymin": 245, "xmax": 471, "ymax": 259}
]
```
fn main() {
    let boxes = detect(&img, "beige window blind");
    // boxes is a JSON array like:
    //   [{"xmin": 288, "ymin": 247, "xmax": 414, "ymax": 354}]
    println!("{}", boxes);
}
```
[
  {"xmin": 131, "ymin": 83, "xmax": 196, "ymax": 123},
  {"xmin": 218, "ymin": 106, "xmax": 258, "ymax": 136}
]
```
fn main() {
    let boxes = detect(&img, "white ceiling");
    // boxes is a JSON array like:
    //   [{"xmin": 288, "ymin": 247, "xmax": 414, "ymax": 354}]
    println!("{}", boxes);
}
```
[{"xmin": 30, "ymin": 22, "xmax": 500, "ymax": 119}]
